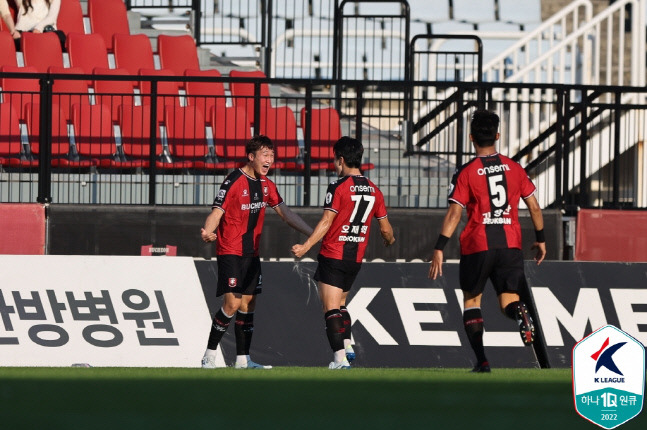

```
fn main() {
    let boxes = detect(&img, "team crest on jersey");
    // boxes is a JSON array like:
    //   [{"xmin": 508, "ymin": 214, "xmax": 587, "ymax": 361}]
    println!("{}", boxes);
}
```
[
  {"xmin": 228, "ymin": 278, "xmax": 237, "ymax": 288},
  {"xmin": 263, "ymin": 186, "xmax": 269, "ymax": 196},
  {"xmin": 325, "ymin": 192, "xmax": 333, "ymax": 204},
  {"xmin": 242, "ymin": 189, "xmax": 248, "ymax": 197}
]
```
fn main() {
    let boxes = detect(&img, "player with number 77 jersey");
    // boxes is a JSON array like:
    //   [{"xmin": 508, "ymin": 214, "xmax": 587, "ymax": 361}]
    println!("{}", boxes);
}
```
[{"xmin": 292, "ymin": 136, "xmax": 395, "ymax": 369}]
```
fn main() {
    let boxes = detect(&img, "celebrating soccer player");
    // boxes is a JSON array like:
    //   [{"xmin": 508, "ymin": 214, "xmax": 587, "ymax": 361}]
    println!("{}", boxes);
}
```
[
  {"xmin": 428, "ymin": 110, "xmax": 546, "ymax": 373},
  {"xmin": 291, "ymin": 136, "xmax": 395, "ymax": 369},
  {"xmin": 200, "ymin": 135, "xmax": 313, "ymax": 369}
]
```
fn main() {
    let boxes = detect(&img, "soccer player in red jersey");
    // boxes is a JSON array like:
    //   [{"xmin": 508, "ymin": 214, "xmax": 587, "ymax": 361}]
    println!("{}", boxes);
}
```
[
  {"xmin": 428, "ymin": 110, "xmax": 546, "ymax": 373},
  {"xmin": 292, "ymin": 136, "xmax": 395, "ymax": 369},
  {"xmin": 200, "ymin": 135, "xmax": 313, "ymax": 369}
]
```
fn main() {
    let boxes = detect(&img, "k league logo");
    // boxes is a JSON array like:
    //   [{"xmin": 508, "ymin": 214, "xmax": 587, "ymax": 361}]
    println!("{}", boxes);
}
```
[{"xmin": 573, "ymin": 325, "xmax": 645, "ymax": 429}]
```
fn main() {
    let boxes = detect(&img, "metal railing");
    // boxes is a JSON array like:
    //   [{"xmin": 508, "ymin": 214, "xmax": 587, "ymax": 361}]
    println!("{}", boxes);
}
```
[{"xmin": 2, "ymin": 70, "xmax": 646, "ymax": 210}]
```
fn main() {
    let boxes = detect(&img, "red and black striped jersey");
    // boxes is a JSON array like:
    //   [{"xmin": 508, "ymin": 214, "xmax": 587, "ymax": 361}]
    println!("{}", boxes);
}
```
[
  {"xmin": 212, "ymin": 168, "xmax": 283, "ymax": 256},
  {"xmin": 448, "ymin": 153, "xmax": 536, "ymax": 255},
  {"xmin": 319, "ymin": 175, "xmax": 388, "ymax": 263}
]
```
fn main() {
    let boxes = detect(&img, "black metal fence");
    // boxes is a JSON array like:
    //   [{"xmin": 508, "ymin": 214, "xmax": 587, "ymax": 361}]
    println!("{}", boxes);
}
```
[{"xmin": 1, "ymin": 69, "xmax": 646, "ymax": 209}]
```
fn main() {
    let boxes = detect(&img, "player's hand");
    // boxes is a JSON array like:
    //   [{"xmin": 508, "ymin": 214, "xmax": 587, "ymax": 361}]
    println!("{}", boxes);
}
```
[
  {"xmin": 201, "ymin": 228, "xmax": 217, "ymax": 243},
  {"xmin": 384, "ymin": 236, "xmax": 395, "ymax": 247},
  {"xmin": 291, "ymin": 243, "xmax": 308, "ymax": 258},
  {"xmin": 428, "ymin": 250, "xmax": 443, "ymax": 280},
  {"xmin": 532, "ymin": 241, "xmax": 546, "ymax": 265}
]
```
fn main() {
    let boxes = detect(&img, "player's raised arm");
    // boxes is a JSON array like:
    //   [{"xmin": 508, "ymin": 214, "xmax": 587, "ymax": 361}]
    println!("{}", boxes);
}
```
[
  {"xmin": 429, "ymin": 203, "xmax": 463, "ymax": 279},
  {"xmin": 524, "ymin": 194, "xmax": 546, "ymax": 265},
  {"xmin": 291, "ymin": 210, "xmax": 336, "ymax": 258},
  {"xmin": 273, "ymin": 203, "xmax": 314, "ymax": 237},
  {"xmin": 201, "ymin": 208, "xmax": 224, "ymax": 242}
]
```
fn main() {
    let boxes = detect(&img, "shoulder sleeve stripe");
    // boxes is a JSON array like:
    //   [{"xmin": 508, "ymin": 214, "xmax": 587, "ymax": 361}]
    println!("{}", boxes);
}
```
[
  {"xmin": 271, "ymin": 201, "xmax": 285, "ymax": 209},
  {"xmin": 521, "ymin": 190, "xmax": 537, "ymax": 200},
  {"xmin": 448, "ymin": 198, "xmax": 465, "ymax": 208},
  {"xmin": 324, "ymin": 207, "xmax": 338, "ymax": 214},
  {"xmin": 375, "ymin": 214, "xmax": 387, "ymax": 220}
]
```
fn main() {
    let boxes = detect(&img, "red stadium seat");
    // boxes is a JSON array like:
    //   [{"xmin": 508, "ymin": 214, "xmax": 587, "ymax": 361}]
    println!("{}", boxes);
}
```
[
  {"xmin": 228, "ymin": 70, "xmax": 271, "ymax": 129},
  {"xmin": 49, "ymin": 66, "xmax": 89, "ymax": 123},
  {"xmin": 93, "ymin": 67, "xmax": 136, "ymax": 120},
  {"xmin": 118, "ymin": 104, "xmax": 172, "ymax": 169},
  {"xmin": 164, "ymin": 104, "xmax": 231, "ymax": 170},
  {"xmin": 0, "ymin": 65, "xmax": 40, "ymax": 121},
  {"xmin": 139, "ymin": 68, "xmax": 181, "ymax": 120},
  {"xmin": 25, "ymin": 102, "xmax": 94, "ymax": 168},
  {"xmin": 158, "ymin": 34, "xmax": 200, "ymax": 76},
  {"xmin": 300, "ymin": 106, "xmax": 374, "ymax": 172},
  {"xmin": 0, "ymin": 102, "xmax": 36, "ymax": 167},
  {"xmin": 21, "ymin": 32, "xmax": 64, "ymax": 72},
  {"xmin": 71, "ymin": 103, "xmax": 120, "ymax": 167},
  {"xmin": 87, "ymin": 0, "xmax": 130, "ymax": 53},
  {"xmin": 259, "ymin": 106, "xmax": 302, "ymax": 170},
  {"xmin": 209, "ymin": 104, "xmax": 250, "ymax": 162},
  {"xmin": 184, "ymin": 68, "xmax": 227, "ymax": 126},
  {"xmin": 57, "ymin": 0, "xmax": 86, "ymax": 36},
  {"xmin": 67, "ymin": 33, "xmax": 109, "ymax": 75},
  {"xmin": 0, "ymin": 31, "xmax": 18, "ymax": 67},
  {"xmin": 114, "ymin": 34, "xmax": 155, "ymax": 76}
]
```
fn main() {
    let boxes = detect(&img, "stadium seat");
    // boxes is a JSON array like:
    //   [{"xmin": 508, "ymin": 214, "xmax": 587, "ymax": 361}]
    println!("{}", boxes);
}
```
[
  {"xmin": 21, "ymin": 32, "xmax": 64, "ymax": 73},
  {"xmin": 57, "ymin": 0, "xmax": 86, "ymax": 36},
  {"xmin": 49, "ymin": 66, "xmax": 90, "ymax": 125},
  {"xmin": 184, "ymin": 68, "xmax": 227, "ymax": 126},
  {"xmin": 87, "ymin": 0, "xmax": 130, "ymax": 53},
  {"xmin": 452, "ymin": 0, "xmax": 496, "ymax": 24},
  {"xmin": 138, "ymin": 68, "xmax": 181, "ymax": 121},
  {"xmin": 117, "ymin": 104, "xmax": 171, "ymax": 169},
  {"xmin": 0, "ymin": 31, "xmax": 18, "ymax": 67},
  {"xmin": 407, "ymin": 0, "xmax": 451, "ymax": 23},
  {"xmin": 498, "ymin": 0, "xmax": 542, "ymax": 26},
  {"xmin": 0, "ymin": 102, "xmax": 36, "ymax": 167},
  {"xmin": 93, "ymin": 68, "xmax": 136, "ymax": 121},
  {"xmin": 208, "ymin": 104, "xmax": 250, "ymax": 163},
  {"xmin": 113, "ymin": 34, "xmax": 155, "ymax": 76},
  {"xmin": 67, "ymin": 33, "xmax": 109, "ymax": 75},
  {"xmin": 259, "ymin": 106, "xmax": 302, "ymax": 170},
  {"xmin": 158, "ymin": 34, "xmax": 201, "ymax": 76},
  {"xmin": 300, "ymin": 106, "xmax": 340, "ymax": 171},
  {"xmin": 71, "ymin": 103, "xmax": 120, "ymax": 167},
  {"xmin": 0, "ymin": 65, "xmax": 40, "ymax": 121},
  {"xmin": 300, "ymin": 106, "xmax": 373, "ymax": 172},
  {"xmin": 164, "ymin": 104, "xmax": 231, "ymax": 170},
  {"xmin": 228, "ymin": 69, "xmax": 271, "ymax": 129},
  {"xmin": 25, "ymin": 101, "xmax": 94, "ymax": 168}
]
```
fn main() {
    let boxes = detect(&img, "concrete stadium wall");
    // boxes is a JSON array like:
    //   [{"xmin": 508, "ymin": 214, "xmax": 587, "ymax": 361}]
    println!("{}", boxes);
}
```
[{"xmin": 45, "ymin": 205, "xmax": 564, "ymax": 261}]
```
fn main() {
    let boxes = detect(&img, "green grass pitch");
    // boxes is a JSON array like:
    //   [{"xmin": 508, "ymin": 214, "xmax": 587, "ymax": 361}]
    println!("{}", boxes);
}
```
[{"xmin": 0, "ymin": 367, "xmax": 644, "ymax": 429}]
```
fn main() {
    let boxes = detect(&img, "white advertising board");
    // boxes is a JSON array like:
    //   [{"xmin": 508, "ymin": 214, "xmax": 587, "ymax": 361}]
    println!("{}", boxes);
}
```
[{"xmin": 0, "ymin": 255, "xmax": 211, "ymax": 367}]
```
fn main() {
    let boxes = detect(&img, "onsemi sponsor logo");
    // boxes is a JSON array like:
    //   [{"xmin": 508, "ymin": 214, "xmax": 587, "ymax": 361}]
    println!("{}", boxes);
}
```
[
  {"xmin": 349, "ymin": 184, "xmax": 375, "ymax": 193},
  {"xmin": 477, "ymin": 164, "xmax": 510, "ymax": 176}
]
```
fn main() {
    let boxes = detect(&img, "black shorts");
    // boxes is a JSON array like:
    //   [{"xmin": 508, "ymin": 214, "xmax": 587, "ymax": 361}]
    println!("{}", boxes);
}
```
[
  {"xmin": 216, "ymin": 255, "xmax": 262, "ymax": 296},
  {"xmin": 314, "ymin": 254, "xmax": 362, "ymax": 293},
  {"xmin": 459, "ymin": 248, "xmax": 528, "ymax": 297}
]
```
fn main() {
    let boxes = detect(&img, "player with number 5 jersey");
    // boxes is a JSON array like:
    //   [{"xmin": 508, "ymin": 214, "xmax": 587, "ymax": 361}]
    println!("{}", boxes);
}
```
[
  {"xmin": 292, "ymin": 136, "xmax": 395, "ymax": 369},
  {"xmin": 429, "ymin": 110, "xmax": 546, "ymax": 373}
]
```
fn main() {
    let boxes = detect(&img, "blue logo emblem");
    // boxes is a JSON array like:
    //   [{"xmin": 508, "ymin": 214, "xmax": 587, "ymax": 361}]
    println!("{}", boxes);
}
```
[{"xmin": 592, "ymin": 338, "xmax": 626, "ymax": 376}]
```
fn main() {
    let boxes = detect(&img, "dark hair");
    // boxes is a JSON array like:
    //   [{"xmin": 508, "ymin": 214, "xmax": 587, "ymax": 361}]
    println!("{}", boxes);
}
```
[
  {"xmin": 246, "ymin": 135, "xmax": 273, "ymax": 156},
  {"xmin": 333, "ymin": 136, "xmax": 363, "ymax": 168},
  {"xmin": 470, "ymin": 110, "xmax": 500, "ymax": 147}
]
